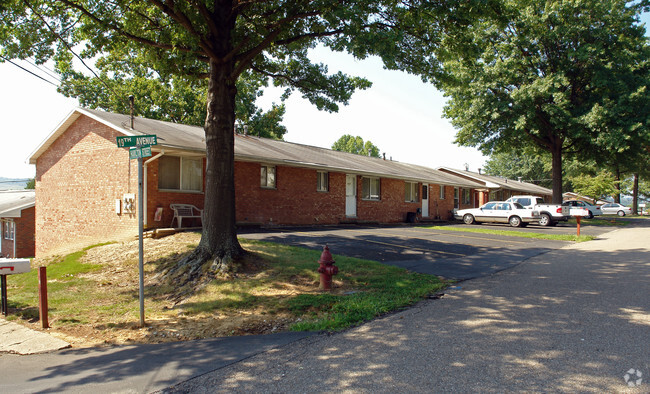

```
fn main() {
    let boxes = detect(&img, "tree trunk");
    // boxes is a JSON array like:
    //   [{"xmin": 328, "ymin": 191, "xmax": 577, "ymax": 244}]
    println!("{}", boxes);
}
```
[
  {"xmin": 632, "ymin": 172, "xmax": 639, "ymax": 215},
  {"xmin": 171, "ymin": 59, "xmax": 244, "ymax": 280},
  {"xmin": 550, "ymin": 142, "xmax": 563, "ymax": 204}
]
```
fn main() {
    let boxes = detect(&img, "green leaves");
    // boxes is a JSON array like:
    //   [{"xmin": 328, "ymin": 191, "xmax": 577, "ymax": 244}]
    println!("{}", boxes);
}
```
[
  {"xmin": 331, "ymin": 134, "xmax": 381, "ymax": 157},
  {"xmin": 432, "ymin": 0, "xmax": 650, "ymax": 201}
]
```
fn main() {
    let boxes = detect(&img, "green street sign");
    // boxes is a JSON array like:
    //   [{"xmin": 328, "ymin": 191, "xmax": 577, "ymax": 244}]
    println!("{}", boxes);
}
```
[
  {"xmin": 117, "ymin": 135, "xmax": 158, "ymax": 148},
  {"xmin": 129, "ymin": 146, "xmax": 152, "ymax": 160}
]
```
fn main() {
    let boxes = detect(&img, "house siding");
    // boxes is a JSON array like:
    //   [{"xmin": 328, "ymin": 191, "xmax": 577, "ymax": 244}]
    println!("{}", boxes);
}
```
[{"xmin": 35, "ymin": 115, "xmax": 138, "ymax": 256}]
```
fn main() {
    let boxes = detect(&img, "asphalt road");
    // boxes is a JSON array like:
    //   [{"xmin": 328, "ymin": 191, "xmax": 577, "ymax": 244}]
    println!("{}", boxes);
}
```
[
  {"xmin": 168, "ymin": 224, "xmax": 650, "ymax": 393},
  {"xmin": 239, "ymin": 223, "xmax": 613, "ymax": 280}
]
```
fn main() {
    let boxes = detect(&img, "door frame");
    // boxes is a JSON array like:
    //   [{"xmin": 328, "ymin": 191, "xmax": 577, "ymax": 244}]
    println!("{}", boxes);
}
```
[{"xmin": 345, "ymin": 174, "xmax": 357, "ymax": 217}]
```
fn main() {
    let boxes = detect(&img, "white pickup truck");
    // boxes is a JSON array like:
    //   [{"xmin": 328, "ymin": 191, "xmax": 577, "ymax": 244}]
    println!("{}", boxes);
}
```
[{"xmin": 505, "ymin": 195, "xmax": 570, "ymax": 226}]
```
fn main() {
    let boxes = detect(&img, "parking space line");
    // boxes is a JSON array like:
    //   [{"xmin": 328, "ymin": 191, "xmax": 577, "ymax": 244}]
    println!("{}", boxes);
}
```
[
  {"xmin": 345, "ymin": 228, "xmax": 521, "ymax": 247},
  {"xmin": 295, "ymin": 230, "xmax": 466, "ymax": 257},
  {"xmin": 395, "ymin": 227, "xmax": 529, "ymax": 245}
]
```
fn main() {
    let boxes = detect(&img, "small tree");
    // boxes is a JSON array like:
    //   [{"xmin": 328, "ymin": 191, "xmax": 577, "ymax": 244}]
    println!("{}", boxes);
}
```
[
  {"xmin": 570, "ymin": 171, "xmax": 618, "ymax": 204},
  {"xmin": 332, "ymin": 134, "xmax": 380, "ymax": 157}
]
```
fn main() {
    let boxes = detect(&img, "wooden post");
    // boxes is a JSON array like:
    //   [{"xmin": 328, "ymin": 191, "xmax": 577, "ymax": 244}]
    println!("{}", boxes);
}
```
[
  {"xmin": 38, "ymin": 267, "xmax": 49, "ymax": 329},
  {"xmin": 1, "ymin": 275, "xmax": 7, "ymax": 316},
  {"xmin": 576, "ymin": 216, "xmax": 581, "ymax": 237}
]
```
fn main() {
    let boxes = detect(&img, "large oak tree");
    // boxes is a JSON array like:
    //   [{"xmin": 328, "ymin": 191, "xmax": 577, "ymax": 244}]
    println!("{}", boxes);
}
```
[
  {"xmin": 1, "ymin": 0, "xmax": 449, "ymax": 277},
  {"xmin": 429, "ymin": 0, "xmax": 650, "ymax": 203}
]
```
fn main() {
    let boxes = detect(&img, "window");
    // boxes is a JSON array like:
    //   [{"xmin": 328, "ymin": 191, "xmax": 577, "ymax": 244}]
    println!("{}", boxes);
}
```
[
  {"xmin": 158, "ymin": 155, "xmax": 203, "ymax": 192},
  {"xmin": 462, "ymin": 189, "xmax": 471, "ymax": 205},
  {"xmin": 362, "ymin": 177, "xmax": 380, "ymax": 200},
  {"xmin": 422, "ymin": 184, "xmax": 428, "ymax": 200},
  {"xmin": 317, "ymin": 171, "xmax": 329, "ymax": 192},
  {"xmin": 3, "ymin": 221, "xmax": 14, "ymax": 240},
  {"xmin": 261, "ymin": 165, "xmax": 276, "ymax": 188},
  {"xmin": 454, "ymin": 187, "xmax": 459, "ymax": 209},
  {"xmin": 439, "ymin": 185, "xmax": 445, "ymax": 199},
  {"xmin": 405, "ymin": 182, "xmax": 419, "ymax": 202}
]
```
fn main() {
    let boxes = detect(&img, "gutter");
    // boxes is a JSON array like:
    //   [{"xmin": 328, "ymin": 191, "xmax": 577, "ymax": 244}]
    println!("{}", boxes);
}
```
[{"xmin": 143, "ymin": 150, "xmax": 165, "ymax": 227}]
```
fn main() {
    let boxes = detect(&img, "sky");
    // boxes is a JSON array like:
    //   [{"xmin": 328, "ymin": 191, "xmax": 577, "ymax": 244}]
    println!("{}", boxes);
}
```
[
  {"xmin": 0, "ymin": 49, "xmax": 486, "ymax": 180},
  {"xmin": 1, "ymin": 12, "xmax": 648, "ymax": 180}
]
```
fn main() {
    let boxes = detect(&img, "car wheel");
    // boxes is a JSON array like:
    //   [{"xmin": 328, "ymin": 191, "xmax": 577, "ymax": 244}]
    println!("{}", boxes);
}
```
[
  {"xmin": 617, "ymin": 210, "xmax": 626, "ymax": 217},
  {"xmin": 587, "ymin": 211, "xmax": 594, "ymax": 219},
  {"xmin": 509, "ymin": 216, "xmax": 522, "ymax": 227},
  {"xmin": 539, "ymin": 213, "xmax": 552, "ymax": 227},
  {"xmin": 463, "ymin": 214, "xmax": 475, "ymax": 225}
]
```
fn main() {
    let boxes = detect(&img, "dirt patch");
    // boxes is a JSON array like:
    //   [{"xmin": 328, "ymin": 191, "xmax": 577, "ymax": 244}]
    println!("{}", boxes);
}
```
[{"xmin": 23, "ymin": 232, "xmax": 318, "ymax": 348}]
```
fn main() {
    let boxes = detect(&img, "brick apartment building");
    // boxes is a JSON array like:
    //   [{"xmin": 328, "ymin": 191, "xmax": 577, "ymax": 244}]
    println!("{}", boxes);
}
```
[
  {"xmin": 29, "ymin": 108, "xmax": 545, "ymax": 257},
  {"xmin": 0, "ymin": 190, "xmax": 36, "ymax": 258}
]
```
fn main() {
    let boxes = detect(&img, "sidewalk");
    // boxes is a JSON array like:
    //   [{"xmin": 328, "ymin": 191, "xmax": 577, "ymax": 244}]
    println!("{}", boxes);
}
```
[
  {"xmin": 0, "ymin": 319, "xmax": 70, "ymax": 354},
  {"xmin": 167, "ymin": 225, "xmax": 650, "ymax": 392}
]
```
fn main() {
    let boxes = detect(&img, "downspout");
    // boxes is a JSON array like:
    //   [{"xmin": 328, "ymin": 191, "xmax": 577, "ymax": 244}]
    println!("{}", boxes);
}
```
[
  {"xmin": 13, "ymin": 220, "xmax": 16, "ymax": 258},
  {"xmin": 143, "ymin": 150, "xmax": 165, "ymax": 227}
]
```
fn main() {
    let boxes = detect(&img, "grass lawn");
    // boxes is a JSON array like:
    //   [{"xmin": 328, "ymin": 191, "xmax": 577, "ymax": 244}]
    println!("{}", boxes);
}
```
[
  {"xmin": 423, "ymin": 225, "xmax": 595, "ymax": 242},
  {"xmin": 4, "ymin": 234, "xmax": 446, "ymax": 346}
]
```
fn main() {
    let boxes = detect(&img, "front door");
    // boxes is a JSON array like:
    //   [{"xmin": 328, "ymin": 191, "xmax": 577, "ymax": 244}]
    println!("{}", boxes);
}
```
[
  {"xmin": 421, "ymin": 184, "xmax": 429, "ymax": 217},
  {"xmin": 345, "ymin": 174, "xmax": 357, "ymax": 217}
]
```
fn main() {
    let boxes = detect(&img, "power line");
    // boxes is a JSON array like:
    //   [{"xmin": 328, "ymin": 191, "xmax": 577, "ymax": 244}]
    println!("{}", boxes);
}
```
[
  {"xmin": 24, "ymin": 58, "xmax": 61, "ymax": 82},
  {"xmin": 0, "ymin": 55, "xmax": 59, "ymax": 87}
]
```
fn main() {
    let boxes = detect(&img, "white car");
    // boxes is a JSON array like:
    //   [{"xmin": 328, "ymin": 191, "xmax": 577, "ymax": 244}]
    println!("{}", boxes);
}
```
[
  {"xmin": 455, "ymin": 201, "xmax": 540, "ymax": 227},
  {"xmin": 562, "ymin": 200, "xmax": 602, "ymax": 219},
  {"xmin": 599, "ymin": 203, "xmax": 632, "ymax": 216}
]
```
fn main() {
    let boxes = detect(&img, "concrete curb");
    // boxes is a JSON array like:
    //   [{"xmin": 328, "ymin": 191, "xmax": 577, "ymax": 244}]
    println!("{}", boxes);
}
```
[{"xmin": 0, "ymin": 319, "xmax": 70, "ymax": 355}]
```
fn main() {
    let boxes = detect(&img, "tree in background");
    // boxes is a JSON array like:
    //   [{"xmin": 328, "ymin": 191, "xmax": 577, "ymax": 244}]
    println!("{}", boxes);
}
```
[
  {"xmin": 569, "ymin": 171, "xmax": 619, "ymax": 204},
  {"xmin": 332, "ymin": 134, "xmax": 380, "ymax": 158},
  {"xmin": 1, "ymin": 1, "xmax": 442, "ymax": 276},
  {"xmin": 430, "ymin": 0, "xmax": 650, "ymax": 203},
  {"xmin": 57, "ymin": 51, "xmax": 288, "ymax": 139},
  {"xmin": 25, "ymin": 179, "xmax": 35, "ymax": 189},
  {"xmin": 483, "ymin": 151, "xmax": 551, "ymax": 188}
]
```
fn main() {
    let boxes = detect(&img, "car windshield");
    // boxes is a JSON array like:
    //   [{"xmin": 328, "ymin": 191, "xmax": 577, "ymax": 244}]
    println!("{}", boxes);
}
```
[
  {"xmin": 513, "ymin": 202, "xmax": 524, "ymax": 209},
  {"xmin": 483, "ymin": 202, "xmax": 496, "ymax": 209}
]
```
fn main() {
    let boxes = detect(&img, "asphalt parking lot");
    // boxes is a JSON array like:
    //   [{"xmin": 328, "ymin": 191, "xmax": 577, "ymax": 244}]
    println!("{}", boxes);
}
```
[{"xmin": 239, "ymin": 221, "xmax": 616, "ymax": 280}]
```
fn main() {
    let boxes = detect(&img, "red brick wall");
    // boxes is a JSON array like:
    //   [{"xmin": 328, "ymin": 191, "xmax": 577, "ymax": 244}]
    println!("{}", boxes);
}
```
[
  {"xmin": 34, "ymin": 114, "xmax": 476, "ymax": 255},
  {"xmin": 35, "ymin": 115, "xmax": 138, "ymax": 257},
  {"xmin": 144, "ymin": 157, "xmax": 206, "ymax": 228},
  {"xmin": 2, "ymin": 207, "xmax": 36, "ymax": 258},
  {"xmin": 234, "ymin": 162, "xmax": 347, "ymax": 225}
]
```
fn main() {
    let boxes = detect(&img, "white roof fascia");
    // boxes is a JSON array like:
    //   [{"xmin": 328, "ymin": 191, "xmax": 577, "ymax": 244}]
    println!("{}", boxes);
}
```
[
  {"xmin": 28, "ymin": 107, "xmax": 138, "ymax": 164},
  {"xmin": 0, "ymin": 202, "xmax": 34, "ymax": 218}
]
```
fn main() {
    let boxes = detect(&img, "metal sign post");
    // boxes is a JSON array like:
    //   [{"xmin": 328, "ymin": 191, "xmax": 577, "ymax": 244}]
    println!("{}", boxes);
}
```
[
  {"xmin": 116, "ymin": 134, "xmax": 157, "ymax": 328},
  {"xmin": 138, "ymin": 156, "xmax": 145, "ymax": 327}
]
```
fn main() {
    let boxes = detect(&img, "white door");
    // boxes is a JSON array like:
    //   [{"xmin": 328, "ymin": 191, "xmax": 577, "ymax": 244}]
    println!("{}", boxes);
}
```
[
  {"xmin": 421, "ymin": 184, "xmax": 429, "ymax": 217},
  {"xmin": 345, "ymin": 174, "xmax": 357, "ymax": 217}
]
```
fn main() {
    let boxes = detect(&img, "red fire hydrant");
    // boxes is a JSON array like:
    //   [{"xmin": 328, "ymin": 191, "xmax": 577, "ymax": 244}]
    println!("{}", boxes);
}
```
[{"xmin": 318, "ymin": 245, "xmax": 338, "ymax": 291}]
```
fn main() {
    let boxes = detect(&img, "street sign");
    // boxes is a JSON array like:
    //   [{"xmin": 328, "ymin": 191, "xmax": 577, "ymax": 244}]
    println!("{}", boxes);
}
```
[
  {"xmin": 129, "ymin": 146, "xmax": 152, "ymax": 160},
  {"xmin": 117, "ymin": 135, "xmax": 158, "ymax": 148}
]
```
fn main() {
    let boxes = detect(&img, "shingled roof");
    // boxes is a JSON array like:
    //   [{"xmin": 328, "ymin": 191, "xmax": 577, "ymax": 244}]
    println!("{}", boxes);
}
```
[
  {"xmin": 30, "ymin": 108, "xmax": 478, "ymax": 188},
  {"xmin": 438, "ymin": 167, "xmax": 552, "ymax": 196}
]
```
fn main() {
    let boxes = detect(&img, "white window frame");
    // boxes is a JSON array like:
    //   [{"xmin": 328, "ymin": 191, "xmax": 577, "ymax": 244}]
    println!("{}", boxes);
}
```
[
  {"xmin": 454, "ymin": 187, "xmax": 460, "ymax": 209},
  {"xmin": 261, "ymin": 165, "xmax": 276, "ymax": 189},
  {"xmin": 317, "ymin": 171, "xmax": 329, "ymax": 192},
  {"xmin": 3, "ymin": 220, "xmax": 14, "ymax": 240},
  {"xmin": 362, "ymin": 177, "xmax": 380, "ymax": 201},
  {"xmin": 439, "ymin": 185, "xmax": 445, "ymax": 199},
  {"xmin": 158, "ymin": 155, "xmax": 203, "ymax": 193},
  {"xmin": 405, "ymin": 181, "xmax": 419, "ymax": 203}
]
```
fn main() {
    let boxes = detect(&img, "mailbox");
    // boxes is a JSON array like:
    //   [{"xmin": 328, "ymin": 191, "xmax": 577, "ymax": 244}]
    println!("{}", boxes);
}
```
[{"xmin": 0, "ymin": 258, "xmax": 30, "ymax": 275}]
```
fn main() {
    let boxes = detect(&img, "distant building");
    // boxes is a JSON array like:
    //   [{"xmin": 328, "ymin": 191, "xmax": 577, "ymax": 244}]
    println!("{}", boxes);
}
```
[{"xmin": 0, "ymin": 190, "xmax": 35, "ymax": 258}]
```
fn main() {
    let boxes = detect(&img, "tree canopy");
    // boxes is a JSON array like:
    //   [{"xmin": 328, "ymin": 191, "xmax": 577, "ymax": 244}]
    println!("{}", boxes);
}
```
[
  {"xmin": 429, "ymin": 0, "xmax": 650, "ymax": 203},
  {"xmin": 331, "ymin": 134, "xmax": 381, "ymax": 158},
  {"xmin": 483, "ymin": 151, "xmax": 551, "ymax": 188},
  {"xmin": 1, "ymin": 1, "xmax": 444, "ymax": 276}
]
